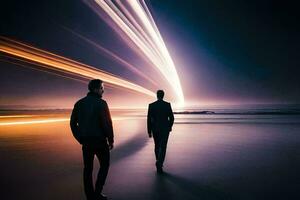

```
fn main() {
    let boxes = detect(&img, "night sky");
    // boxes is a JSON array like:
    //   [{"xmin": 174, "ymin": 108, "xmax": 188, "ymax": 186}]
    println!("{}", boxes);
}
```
[{"xmin": 1, "ymin": 0, "xmax": 300, "ymax": 108}]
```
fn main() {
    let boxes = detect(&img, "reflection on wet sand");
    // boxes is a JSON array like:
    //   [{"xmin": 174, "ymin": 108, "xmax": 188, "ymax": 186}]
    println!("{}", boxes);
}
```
[{"xmin": 0, "ymin": 113, "xmax": 300, "ymax": 199}]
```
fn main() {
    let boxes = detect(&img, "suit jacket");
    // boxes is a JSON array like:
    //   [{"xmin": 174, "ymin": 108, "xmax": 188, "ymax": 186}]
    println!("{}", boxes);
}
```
[
  {"xmin": 70, "ymin": 92, "xmax": 114, "ymax": 145},
  {"xmin": 147, "ymin": 100, "xmax": 174, "ymax": 134}
]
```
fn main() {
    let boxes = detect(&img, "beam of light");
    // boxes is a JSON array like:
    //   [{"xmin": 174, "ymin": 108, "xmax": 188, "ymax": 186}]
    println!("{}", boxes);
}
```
[
  {"xmin": 0, "ymin": 115, "xmax": 35, "ymax": 118},
  {"xmin": 0, "ymin": 36, "xmax": 155, "ymax": 97},
  {"xmin": 85, "ymin": 0, "xmax": 185, "ymax": 105},
  {"xmin": 0, "ymin": 118, "xmax": 70, "ymax": 126},
  {"xmin": 61, "ymin": 26, "xmax": 158, "ymax": 87},
  {"xmin": 0, "ymin": 115, "xmax": 142, "ymax": 126},
  {"xmin": 0, "ymin": 56, "xmax": 88, "ymax": 84}
]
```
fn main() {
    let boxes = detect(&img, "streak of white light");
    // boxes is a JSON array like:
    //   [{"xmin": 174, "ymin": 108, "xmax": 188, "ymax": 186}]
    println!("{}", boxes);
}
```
[{"xmin": 93, "ymin": 0, "xmax": 184, "ymax": 105}]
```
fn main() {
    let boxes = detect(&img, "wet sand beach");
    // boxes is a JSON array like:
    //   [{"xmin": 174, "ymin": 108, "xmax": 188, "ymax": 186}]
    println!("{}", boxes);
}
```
[{"xmin": 0, "ymin": 112, "xmax": 299, "ymax": 200}]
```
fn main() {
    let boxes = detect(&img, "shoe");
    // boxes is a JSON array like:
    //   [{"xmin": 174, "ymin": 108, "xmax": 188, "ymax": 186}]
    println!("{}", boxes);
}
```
[{"xmin": 96, "ymin": 193, "xmax": 108, "ymax": 200}]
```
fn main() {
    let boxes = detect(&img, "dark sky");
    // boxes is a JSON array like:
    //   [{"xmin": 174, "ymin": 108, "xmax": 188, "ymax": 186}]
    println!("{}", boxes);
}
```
[
  {"xmin": 1, "ymin": 0, "xmax": 300, "ymax": 108},
  {"xmin": 150, "ymin": 0, "xmax": 300, "ymax": 104}
]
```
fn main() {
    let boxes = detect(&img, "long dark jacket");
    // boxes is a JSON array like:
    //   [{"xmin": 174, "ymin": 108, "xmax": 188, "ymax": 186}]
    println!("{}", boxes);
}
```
[
  {"xmin": 70, "ymin": 92, "xmax": 114, "ymax": 145},
  {"xmin": 147, "ymin": 100, "xmax": 174, "ymax": 134}
]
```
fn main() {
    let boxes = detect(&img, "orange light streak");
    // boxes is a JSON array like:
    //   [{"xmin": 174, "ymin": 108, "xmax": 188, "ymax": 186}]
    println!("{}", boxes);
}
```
[
  {"xmin": 0, "ymin": 116, "xmax": 143, "ymax": 126},
  {"xmin": 0, "ymin": 36, "xmax": 155, "ymax": 97},
  {"xmin": 0, "ymin": 115, "xmax": 35, "ymax": 118},
  {"xmin": 0, "ymin": 118, "xmax": 69, "ymax": 126}
]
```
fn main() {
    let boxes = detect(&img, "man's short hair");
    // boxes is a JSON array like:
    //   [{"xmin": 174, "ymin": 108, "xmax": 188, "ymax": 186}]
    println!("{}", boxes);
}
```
[
  {"xmin": 88, "ymin": 79, "xmax": 103, "ymax": 91},
  {"xmin": 157, "ymin": 90, "xmax": 164, "ymax": 99}
]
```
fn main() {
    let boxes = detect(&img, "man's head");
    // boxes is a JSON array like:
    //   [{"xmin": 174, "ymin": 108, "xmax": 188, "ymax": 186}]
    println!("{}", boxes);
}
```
[
  {"xmin": 157, "ymin": 90, "xmax": 164, "ymax": 100},
  {"xmin": 88, "ymin": 79, "xmax": 104, "ymax": 96}
]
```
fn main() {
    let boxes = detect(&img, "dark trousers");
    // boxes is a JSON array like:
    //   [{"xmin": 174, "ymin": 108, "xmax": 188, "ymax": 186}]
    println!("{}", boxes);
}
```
[
  {"xmin": 82, "ymin": 144, "xmax": 110, "ymax": 200},
  {"xmin": 153, "ymin": 131, "xmax": 170, "ymax": 168}
]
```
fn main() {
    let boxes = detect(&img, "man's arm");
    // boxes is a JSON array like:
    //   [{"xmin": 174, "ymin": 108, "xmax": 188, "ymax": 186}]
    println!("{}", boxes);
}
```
[
  {"xmin": 104, "ymin": 102, "xmax": 114, "ymax": 149},
  {"xmin": 147, "ymin": 104, "xmax": 152, "ymax": 137},
  {"xmin": 168, "ymin": 103, "xmax": 174, "ymax": 131},
  {"xmin": 70, "ymin": 102, "xmax": 81, "ymax": 143}
]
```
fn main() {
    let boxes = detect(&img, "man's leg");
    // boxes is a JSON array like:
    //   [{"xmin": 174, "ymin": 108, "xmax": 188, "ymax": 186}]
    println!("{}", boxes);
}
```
[
  {"xmin": 82, "ymin": 145, "xmax": 95, "ymax": 200},
  {"xmin": 158, "ymin": 132, "xmax": 170, "ymax": 167},
  {"xmin": 153, "ymin": 133, "xmax": 160, "ymax": 162},
  {"xmin": 94, "ymin": 144, "xmax": 110, "ymax": 197}
]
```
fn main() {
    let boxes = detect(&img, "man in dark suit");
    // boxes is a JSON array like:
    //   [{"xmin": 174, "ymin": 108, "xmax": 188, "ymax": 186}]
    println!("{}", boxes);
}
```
[
  {"xmin": 147, "ymin": 90, "xmax": 174, "ymax": 173},
  {"xmin": 70, "ymin": 79, "xmax": 114, "ymax": 200}
]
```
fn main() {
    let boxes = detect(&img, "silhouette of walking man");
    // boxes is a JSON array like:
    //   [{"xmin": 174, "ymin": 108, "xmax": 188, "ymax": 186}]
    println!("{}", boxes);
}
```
[
  {"xmin": 147, "ymin": 90, "xmax": 174, "ymax": 173},
  {"xmin": 70, "ymin": 79, "xmax": 114, "ymax": 200}
]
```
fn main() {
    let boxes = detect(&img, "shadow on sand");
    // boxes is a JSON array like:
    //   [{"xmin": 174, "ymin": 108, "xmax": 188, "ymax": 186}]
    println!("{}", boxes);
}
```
[
  {"xmin": 111, "ymin": 133, "xmax": 148, "ymax": 163},
  {"xmin": 151, "ymin": 172, "xmax": 235, "ymax": 200}
]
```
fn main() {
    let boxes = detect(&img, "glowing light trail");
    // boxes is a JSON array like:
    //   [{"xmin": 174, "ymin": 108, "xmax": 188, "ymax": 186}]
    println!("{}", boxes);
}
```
[
  {"xmin": 0, "ymin": 37, "xmax": 155, "ymax": 97},
  {"xmin": 0, "ymin": 116, "xmax": 143, "ymax": 126},
  {"xmin": 87, "ymin": 0, "xmax": 185, "ymax": 105},
  {"xmin": 0, "ymin": 115, "xmax": 35, "ymax": 118},
  {"xmin": 0, "ymin": 57, "xmax": 88, "ymax": 83},
  {"xmin": 62, "ymin": 26, "xmax": 158, "ymax": 86},
  {"xmin": 0, "ymin": 118, "xmax": 69, "ymax": 126}
]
